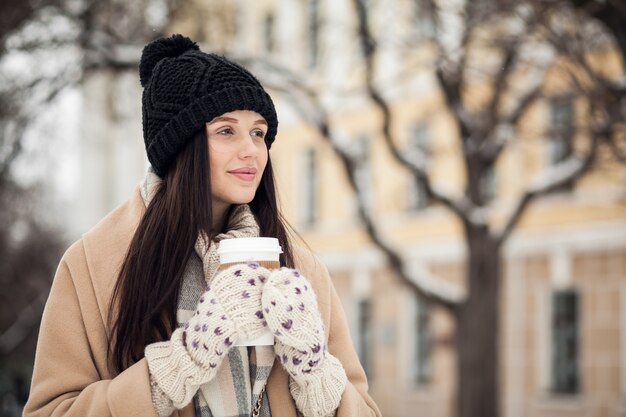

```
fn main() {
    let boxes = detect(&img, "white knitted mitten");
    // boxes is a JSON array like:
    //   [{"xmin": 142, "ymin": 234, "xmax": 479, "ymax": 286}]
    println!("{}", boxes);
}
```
[
  {"xmin": 262, "ymin": 268, "xmax": 347, "ymax": 417},
  {"xmin": 145, "ymin": 262, "xmax": 270, "ymax": 414}
]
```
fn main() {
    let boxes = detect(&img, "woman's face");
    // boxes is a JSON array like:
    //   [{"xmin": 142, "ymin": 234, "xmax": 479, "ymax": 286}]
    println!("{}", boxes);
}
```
[{"xmin": 206, "ymin": 110, "xmax": 269, "ymax": 215}]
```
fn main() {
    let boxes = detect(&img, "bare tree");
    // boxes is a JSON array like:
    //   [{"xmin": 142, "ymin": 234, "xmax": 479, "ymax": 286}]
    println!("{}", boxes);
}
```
[
  {"xmin": 349, "ymin": 2, "xmax": 624, "ymax": 417},
  {"xmin": 245, "ymin": 1, "xmax": 624, "ymax": 416}
]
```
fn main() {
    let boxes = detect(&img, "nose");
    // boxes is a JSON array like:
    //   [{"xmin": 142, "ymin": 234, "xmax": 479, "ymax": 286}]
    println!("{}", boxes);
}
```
[{"xmin": 237, "ymin": 132, "xmax": 260, "ymax": 159}]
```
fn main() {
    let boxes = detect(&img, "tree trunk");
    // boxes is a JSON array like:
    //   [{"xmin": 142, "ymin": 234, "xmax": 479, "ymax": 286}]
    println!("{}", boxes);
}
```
[{"xmin": 457, "ymin": 226, "xmax": 501, "ymax": 417}]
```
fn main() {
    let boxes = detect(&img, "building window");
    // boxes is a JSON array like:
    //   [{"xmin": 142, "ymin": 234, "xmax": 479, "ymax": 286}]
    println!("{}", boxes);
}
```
[
  {"xmin": 413, "ymin": 0, "xmax": 435, "ymax": 39},
  {"xmin": 549, "ymin": 97, "xmax": 574, "ymax": 165},
  {"xmin": 413, "ymin": 298, "xmax": 432, "ymax": 384},
  {"xmin": 481, "ymin": 164, "xmax": 497, "ymax": 203},
  {"xmin": 408, "ymin": 172, "xmax": 429, "ymax": 211},
  {"xmin": 548, "ymin": 97, "xmax": 574, "ymax": 192},
  {"xmin": 353, "ymin": 136, "xmax": 372, "ymax": 211},
  {"xmin": 407, "ymin": 122, "xmax": 430, "ymax": 210},
  {"xmin": 551, "ymin": 289, "xmax": 579, "ymax": 394},
  {"xmin": 357, "ymin": 299, "xmax": 373, "ymax": 378},
  {"xmin": 307, "ymin": 0, "xmax": 320, "ymax": 69},
  {"xmin": 302, "ymin": 148, "xmax": 318, "ymax": 226},
  {"xmin": 264, "ymin": 12, "xmax": 275, "ymax": 53}
]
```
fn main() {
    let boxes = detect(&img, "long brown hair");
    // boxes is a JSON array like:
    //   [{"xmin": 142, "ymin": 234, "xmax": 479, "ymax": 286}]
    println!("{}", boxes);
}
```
[{"xmin": 107, "ymin": 130, "xmax": 294, "ymax": 373}]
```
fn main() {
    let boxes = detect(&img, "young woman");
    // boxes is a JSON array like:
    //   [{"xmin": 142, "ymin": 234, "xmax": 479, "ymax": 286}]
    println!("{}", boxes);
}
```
[{"xmin": 23, "ymin": 34, "xmax": 381, "ymax": 417}]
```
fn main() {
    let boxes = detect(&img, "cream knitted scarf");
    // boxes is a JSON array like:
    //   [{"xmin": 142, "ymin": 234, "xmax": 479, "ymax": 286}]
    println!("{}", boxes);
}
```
[{"xmin": 140, "ymin": 170, "xmax": 275, "ymax": 417}]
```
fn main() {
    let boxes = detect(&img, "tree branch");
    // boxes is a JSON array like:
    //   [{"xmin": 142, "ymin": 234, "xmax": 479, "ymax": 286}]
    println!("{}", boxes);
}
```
[
  {"xmin": 325, "ymin": 130, "xmax": 463, "ymax": 310},
  {"xmin": 541, "ymin": 8, "xmax": 616, "ymax": 97},
  {"xmin": 608, "ymin": 134, "xmax": 626, "ymax": 163},
  {"xmin": 432, "ymin": 1, "xmax": 474, "ymax": 141},
  {"xmin": 352, "ymin": 0, "xmax": 475, "ymax": 223},
  {"xmin": 0, "ymin": 71, "xmax": 74, "ymax": 178},
  {"xmin": 250, "ymin": 55, "xmax": 464, "ymax": 310},
  {"xmin": 0, "ymin": 292, "xmax": 47, "ymax": 355},
  {"xmin": 478, "ymin": 4, "xmax": 555, "ymax": 162},
  {"xmin": 0, "ymin": 118, "xmax": 27, "ymax": 179},
  {"xmin": 495, "ymin": 136, "xmax": 600, "ymax": 247},
  {"xmin": 539, "ymin": 9, "xmax": 625, "ymax": 162},
  {"xmin": 479, "ymin": 73, "xmax": 547, "ymax": 161},
  {"xmin": 486, "ymin": 40, "xmax": 518, "ymax": 129}
]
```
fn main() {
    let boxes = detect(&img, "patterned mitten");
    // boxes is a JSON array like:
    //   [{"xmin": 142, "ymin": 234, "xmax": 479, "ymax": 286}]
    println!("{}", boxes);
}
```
[
  {"xmin": 262, "ymin": 268, "xmax": 347, "ymax": 417},
  {"xmin": 145, "ymin": 262, "xmax": 270, "ymax": 414}
]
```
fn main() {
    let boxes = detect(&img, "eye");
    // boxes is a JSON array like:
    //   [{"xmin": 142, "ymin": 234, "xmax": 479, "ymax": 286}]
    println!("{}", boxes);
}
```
[
  {"xmin": 251, "ymin": 129, "xmax": 266, "ymax": 139},
  {"xmin": 216, "ymin": 127, "xmax": 233, "ymax": 135}
]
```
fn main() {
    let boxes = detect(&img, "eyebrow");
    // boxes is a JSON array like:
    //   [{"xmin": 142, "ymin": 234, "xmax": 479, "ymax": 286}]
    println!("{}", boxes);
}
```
[{"xmin": 207, "ymin": 116, "xmax": 267, "ymax": 126}]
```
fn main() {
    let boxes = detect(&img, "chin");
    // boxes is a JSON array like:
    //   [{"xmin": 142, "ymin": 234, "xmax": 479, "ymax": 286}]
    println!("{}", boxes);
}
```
[{"xmin": 229, "ymin": 194, "xmax": 256, "ymax": 205}]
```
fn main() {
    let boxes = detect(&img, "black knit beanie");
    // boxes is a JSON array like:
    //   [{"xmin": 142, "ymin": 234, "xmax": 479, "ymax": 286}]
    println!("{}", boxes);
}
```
[{"xmin": 139, "ymin": 34, "xmax": 278, "ymax": 177}]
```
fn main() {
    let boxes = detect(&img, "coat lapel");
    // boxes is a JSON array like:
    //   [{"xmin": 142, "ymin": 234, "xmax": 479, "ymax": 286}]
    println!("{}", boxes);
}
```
[{"xmin": 267, "ymin": 361, "xmax": 297, "ymax": 416}]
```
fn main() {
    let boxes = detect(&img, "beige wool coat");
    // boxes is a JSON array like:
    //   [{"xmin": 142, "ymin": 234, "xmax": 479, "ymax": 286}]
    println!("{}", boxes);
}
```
[{"xmin": 23, "ymin": 185, "xmax": 381, "ymax": 417}]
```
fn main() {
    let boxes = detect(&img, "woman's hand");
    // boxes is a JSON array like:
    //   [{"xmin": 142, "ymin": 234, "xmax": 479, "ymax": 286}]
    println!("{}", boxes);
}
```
[
  {"xmin": 262, "ymin": 267, "xmax": 347, "ymax": 417},
  {"xmin": 145, "ymin": 262, "xmax": 270, "ymax": 411},
  {"xmin": 186, "ymin": 261, "xmax": 270, "ymax": 363},
  {"xmin": 261, "ymin": 268, "xmax": 325, "ymax": 375}
]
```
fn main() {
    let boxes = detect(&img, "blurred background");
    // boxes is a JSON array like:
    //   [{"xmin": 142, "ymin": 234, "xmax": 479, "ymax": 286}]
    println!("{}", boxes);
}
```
[{"xmin": 1, "ymin": 0, "xmax": 625, "ymax": 416}]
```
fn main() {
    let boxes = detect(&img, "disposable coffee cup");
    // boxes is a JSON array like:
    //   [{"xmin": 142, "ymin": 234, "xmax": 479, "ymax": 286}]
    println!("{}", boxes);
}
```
[{"xmin": 217, "ymin": 237, "xmax": 282, "ymax": 346}]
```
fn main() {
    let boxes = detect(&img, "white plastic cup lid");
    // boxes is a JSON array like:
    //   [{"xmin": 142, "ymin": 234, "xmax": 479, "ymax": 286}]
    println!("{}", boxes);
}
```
[{"xmin": 217, "ymin": 237, "xmax": 282, "ymax": 263}]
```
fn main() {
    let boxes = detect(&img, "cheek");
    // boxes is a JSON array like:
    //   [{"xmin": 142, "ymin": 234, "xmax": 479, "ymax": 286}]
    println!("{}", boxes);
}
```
[
  {"xmin": 259, "ymin": 149, "xmax": 269, "ymax": 173},
  {"xmin": 208, "ymin": 154, "xmax": 222, "ymax": 188}
]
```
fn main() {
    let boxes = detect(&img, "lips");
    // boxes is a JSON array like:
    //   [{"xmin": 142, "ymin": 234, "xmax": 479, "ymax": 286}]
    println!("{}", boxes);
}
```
[{"xmin": 228, "ymin": 167, "xmax": 257, "ymax": 182}]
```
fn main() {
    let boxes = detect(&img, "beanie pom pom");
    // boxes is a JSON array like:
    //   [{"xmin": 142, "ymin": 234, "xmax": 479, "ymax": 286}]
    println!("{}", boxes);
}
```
[{"xmin": 139, "ymin": 34, "xmax": 199, "ymax": 87}]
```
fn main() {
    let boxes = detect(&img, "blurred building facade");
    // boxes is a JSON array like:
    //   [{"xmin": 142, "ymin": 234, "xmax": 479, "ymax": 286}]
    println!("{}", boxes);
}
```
[{"xmin": 74, "ymin": 1, "xmax": 626, "ymax": 417}]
